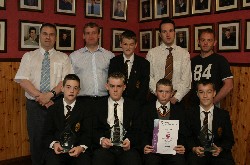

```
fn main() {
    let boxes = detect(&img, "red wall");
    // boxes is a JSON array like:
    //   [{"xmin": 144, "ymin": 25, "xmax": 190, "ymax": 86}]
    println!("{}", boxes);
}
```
[
  {"xmin": 0, "ymin": 0, "xmax": 140, "ymax": 58},
  {"xmin": 0, "ymin": 1, "xmax": 250, "ymax": 63}
]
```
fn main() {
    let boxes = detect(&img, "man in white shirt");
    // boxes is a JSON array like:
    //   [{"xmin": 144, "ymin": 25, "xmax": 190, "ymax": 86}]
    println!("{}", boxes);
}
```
[
  {"xmin": 14, "ymin": 23, "xmax": 73, "ymax": 165},
  {"xmin": 146, "ymin": 18, "xmax": 191, "ymax": 104}
]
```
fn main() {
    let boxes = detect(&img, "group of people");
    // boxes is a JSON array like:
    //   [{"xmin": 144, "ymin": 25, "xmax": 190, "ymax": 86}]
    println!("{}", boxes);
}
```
[{"xmin": 14, "ymin": 18, "xmax": 235, "ymax": 165}]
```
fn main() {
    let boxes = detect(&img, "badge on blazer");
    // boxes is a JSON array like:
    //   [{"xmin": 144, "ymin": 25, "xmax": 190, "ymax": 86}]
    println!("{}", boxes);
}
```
[
  {"xmin": 75, "ymin": 122, "xmax": 80, "ymax": 132},
  {"xmin": 136, "ymin": 81, "xmax": 140, "ymax": 89},
  {"xmin": 217, "ymin": 127, "xmax": 223, "ymax": 137}
]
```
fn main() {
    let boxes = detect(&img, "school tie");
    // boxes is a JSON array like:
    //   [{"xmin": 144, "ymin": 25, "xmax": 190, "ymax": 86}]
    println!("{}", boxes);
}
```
[
  {"xmin": 65, "ymin": 105, "xmax": 72, "ymax": 120},
  {"xmin": 114, "ymin": 103, "xmax": 119, "ymax": 126},
  {"xmin": 161, "ymin": 105, "xmax": 170, "ymax": 118},
  {"xmin": 164, "ymin": 47, "xmax": 173, "ymax": 81},
  {"xmin": 40, "ymin": 51, "xmax": 50, "ymax": 92},
  {"xmin": 124, "ymin": 60, "xmax": 130, "ymax": 83},
  {"xmin": 203, "ymin": 111, "xmax": 209, "ymax": 140}
]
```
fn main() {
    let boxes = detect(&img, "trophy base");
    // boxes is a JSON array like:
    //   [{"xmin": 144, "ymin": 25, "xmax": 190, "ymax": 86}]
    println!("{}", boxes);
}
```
[
  {"xmin": 112, "ymin": 142, "xmax": 123, "ymax": 147},
  {"xmin": 202, "ymin": 146, "xmax": 215, "ymax": 152}
]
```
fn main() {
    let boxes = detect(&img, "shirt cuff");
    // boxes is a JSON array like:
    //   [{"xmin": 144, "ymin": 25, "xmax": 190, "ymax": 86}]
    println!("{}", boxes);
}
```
[
  {"xmin": 100, "ymin": 137, "xmax": 105, "ymax": 145},
  {"xmin": 50, "ymin": 141, "xmax": 59, "ymax": 149},
  {"xmin": 80, "ymin": 145, "xmax": 88, "ymax": 153}
]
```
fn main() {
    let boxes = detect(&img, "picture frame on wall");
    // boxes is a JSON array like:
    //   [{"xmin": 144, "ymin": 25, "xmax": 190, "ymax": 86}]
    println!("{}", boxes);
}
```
[
  {"xmin": 242, "ymin": 0, "xmax": 250, "ymax": 8},
  {"xmin": 215, "ymin": 0, "xmax": 238, "ymax": 12},
  {"xmin": 112, "ymin": 28, "xmax": 125, "ymax": 52},
  {"xmin": 111, "ymin": 0, "xmax": 127, "ymax": 21},
  {"xmin": 245, "ymin": 19, "xmax": 250, "ymax": 51},
  {"xmin": 192, "ymin": 0, "xmax": 211, "ymax": 15},
  {"xmin": 19, "ymin": 0, "xmax": 43, "ymax": 12},
  {"xmin": 19, "ymin": 20, "xmax": 42, "ymax": 50},
  {"xmin": 85, "ymin": 0, "xmax": 103, "ymax": 18},
  {"xmin": 55, "ymin": 0, "xmax": 76, "ymax": 15},
  {"xmin": 0, "ymin": 0, "xmax": 6, "ymax": 10},
  {"xmin": 218, "ymin": 20, "xmax": 240, "ymax": 52},
  {"xmin": 55, "ymin": 24, "xmax": 75, "ymax": 51},
  {"xmin": 0, "ymin": 19, "xmax": 6, "ymax": 52},
  {"xmin": 172, "ymin": 0, "xmax": 190, "ymax": 18},
  {"xmin": 139, "ymin": 0, "xmax": 153, "ymax": 22},
  {"xmin": 154, "ymin": 0, "xmax": 170, "ymax": 19},
  {"xmin": 140, "ymin": 30, "xmax": 152, "ymax": 52},
  {"xmin": 194, "ymin": 23, "xmax": 214, "ymax": 52},
  {"xmin": 155, "ymin": 29, "xmax": 161, "ymax": 47},
  {"xmin": 174, "ymin": 26, "xmax": 190, "ymax": 52}
]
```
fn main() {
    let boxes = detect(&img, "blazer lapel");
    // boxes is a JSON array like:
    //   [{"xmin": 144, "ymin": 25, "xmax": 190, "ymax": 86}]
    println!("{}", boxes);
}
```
[{"xmin": 123, "ymin": 99, "xmax": 129, "ymax": 128}]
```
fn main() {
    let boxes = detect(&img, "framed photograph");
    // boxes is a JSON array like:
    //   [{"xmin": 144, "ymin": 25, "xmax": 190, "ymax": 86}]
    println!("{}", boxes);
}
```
[
  {"xmin": 55, "ymin": 24, "xmax": 75, "ymax": 51},
  {"xmin": 140, "ymin": 30, "xmax": 153, "ymax": 52},
  {"xmin": 218, "ymin": 20, "xmax": 240, "ymax": 51},
  {"xmin": 0, "ymin": 0, "xmax": 6, "ymax": 10},
  {"xmin": 194, "ymin": 23, "xmax": 214, "ymax": 52},
  {"xmin": 0, "ymin": 19, "xmax": 6, "ymax": 52},
  {"xmin": 155, "ymin": 29, "xmax": 161, "ymax": 47},
  {"xmin": 55, "ymin": 0, "xmax": 76, "ymax": 15},
  {"xmin": 19, "ymin": 20, "xmax": 42, "ymax": 50},
  {"xmin": 112, "ymin": 28, "xmax": 126, "ymax": 52},
  {"xmin": 174, "ymin": 26, "xmax": 190, "ymax": 51},
  {"xmin": 245, "ymin": 19, "xmax": 250, "ymax": 51},
  {"xmin": 139, "ymin": 0, "xmax": 153, "ymax": 22},
  {"xmin": 111, "ymin": 0, "xmax": 127, "ymax": 21},
  {"xmin": 172, "ymin": 0, "xmax": 190, "ymax": 17},
  {"xmin": 154, "ymin": 0, "xmax": 170, "ymax": 19},
  {"xmin": 215, "ymin": 0, "xmax": 238, "ymax": 12},
  {"xmin": 192, "ymin": 0, "xmax": 212, "ymax": 15},
  {"xmin": 19, "ymin": 0, "xmax": 43, "ymax": 12},
  {"xmin": 85, "ymin": 0, "xmax": 103, "ymax": 18},
  {"xmin": 242, "ymin": 0, "xmax": 250, "ymax": 8}
]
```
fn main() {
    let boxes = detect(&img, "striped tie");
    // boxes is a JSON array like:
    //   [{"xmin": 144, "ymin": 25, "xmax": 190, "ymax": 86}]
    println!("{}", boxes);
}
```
[
  {"xmin": 203, "ymin": 111, "xmax": 209, "ymax": 140},
  {"xmin": 40, "ymin": 51, "xmax": 50, "ymax": 92},
  {"xmin": 164, "ymin": 47, "xmax": 173, "ymax": 81}
]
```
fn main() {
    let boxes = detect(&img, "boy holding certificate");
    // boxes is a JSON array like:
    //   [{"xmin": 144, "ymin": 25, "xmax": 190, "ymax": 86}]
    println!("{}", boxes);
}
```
[{"xmin": 142, "ymin": 78, "xmax": 187, "ymax": 165}]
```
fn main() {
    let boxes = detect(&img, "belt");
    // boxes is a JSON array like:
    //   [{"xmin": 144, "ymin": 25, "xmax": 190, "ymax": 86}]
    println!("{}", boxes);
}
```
[{"xmin": 78, "ymin": 95, "xmax": 107, "ymax": 100}]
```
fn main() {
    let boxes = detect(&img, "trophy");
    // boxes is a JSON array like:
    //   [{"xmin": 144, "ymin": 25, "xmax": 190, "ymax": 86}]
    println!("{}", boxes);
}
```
[
  {"xmin": 110, "ymin": 119, "xmax": 127, "ymax": 146},
  {"xmin": 198, "ymin": 125, "xmax": 214, "ymax": 152},
  {"xmin": 59, "ymin": 125, "xmax": 76, "ymax": 153}
]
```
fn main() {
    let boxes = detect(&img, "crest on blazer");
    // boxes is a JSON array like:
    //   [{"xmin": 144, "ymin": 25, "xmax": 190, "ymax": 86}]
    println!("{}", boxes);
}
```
[
  {"xmin": 75, "ymin": 122, "xmax": 80, "ymax": 132},
  {"xmin": 136, "ymin": 80, "xmax": 140, "ymax": 88},
  {"xmin": 217, "ymin": 127, "xmax": 223, "ymax": 137}
]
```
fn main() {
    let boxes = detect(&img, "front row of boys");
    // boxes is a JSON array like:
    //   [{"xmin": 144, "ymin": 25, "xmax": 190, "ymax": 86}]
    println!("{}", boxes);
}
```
[{"xmin": 42, "ymin": 72, "xmax": 234, "ymax": 165}]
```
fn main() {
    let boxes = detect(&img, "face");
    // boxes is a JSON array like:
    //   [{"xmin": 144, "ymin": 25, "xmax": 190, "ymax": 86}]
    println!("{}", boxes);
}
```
[
  {"xmin": 83, "ymin": 26, "xmax": 100, "ymax": 47},
  {"xmin": 197, "ymin": 84, "xmax": 216, "ymax": 110},
  {"xmin": 160, "ymin": 23, "xmax": 175, "ymax": 46},
  {"xmin": 62, "ymin": 33, "xmax": 67, "ymax": 40},
  {"xmin": 30, "ymin": 30, "xmax": 36, "ymax": 39},
  {"xmin": 40, "ymin": 26, "xmax": 56, "ymax": 51},
  {"xmin": 117, "ymin": 2, "xmax": 121, "ymax": 10},
  {"xmin": 62, "ymin": 80, "xmax": 80, "ymax": 104},
  {"xmin": 106, "ymin": 77, "xmax": 126, "ymax": 101},
  {"xmin": 120, "ymin": 38, "xmax": 137, "ymax": 58},
  {"xmin": 225, "ymin": 31, "xmax": 230, "ymax": 38},
  {"xmin": 198, "ymin": 32, "xmax": 216, "ymax": 54},
  {"xmin": 156, "ymin": 84, "xmax": 173, "ymax": 105}
]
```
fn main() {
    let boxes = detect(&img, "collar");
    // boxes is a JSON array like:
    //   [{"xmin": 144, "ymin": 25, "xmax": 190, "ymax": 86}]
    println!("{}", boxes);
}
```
[
  {"xmin": 108, "ymin": 97, "xmax": 124, "ymax": 106},
  {"xmin": 160, "ymin": 43, "xmax": 176, "ymax": 51},
  {"xmin": 199, "ymin": 105, "xmax": 214, "ymax": 115},
  {"xmin": 156, "ymin": 100, "xmax": 171, "ymax": 110},
  {"xmin": 83, "ymin": 45, "xmax": 103, "ymax": 53},
  {"xmin": 39, "ymin": 47, "xmax": 55, "ymax": 56},
  {"xmin": 123, "ymin": 54, "xmax": 134, "ymax": 63},
  {"xmin": 63, "ymin": 98, "xmax": 76, "ymax": 109}
]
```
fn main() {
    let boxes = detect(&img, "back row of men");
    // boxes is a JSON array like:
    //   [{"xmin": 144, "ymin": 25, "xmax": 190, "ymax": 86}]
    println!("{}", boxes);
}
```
[{"xmin": 14, "ymin": 18, "xmax": 234, "ymax": 165}]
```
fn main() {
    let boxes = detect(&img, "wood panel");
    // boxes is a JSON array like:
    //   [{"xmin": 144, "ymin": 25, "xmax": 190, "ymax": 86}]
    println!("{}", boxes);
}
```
[
  {"xmin": 0, "ymin": 62, "xmax": 29, "ymax": 161},
  {"xmin": 0, "ymin": 62, "xmax": 250, "ymax": 165}
]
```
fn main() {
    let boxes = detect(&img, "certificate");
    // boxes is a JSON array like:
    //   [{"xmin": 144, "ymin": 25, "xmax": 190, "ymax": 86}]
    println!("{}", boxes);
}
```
[{"xmin": 152, "ymin": 119, "xmax": 179, "ymax": 155}]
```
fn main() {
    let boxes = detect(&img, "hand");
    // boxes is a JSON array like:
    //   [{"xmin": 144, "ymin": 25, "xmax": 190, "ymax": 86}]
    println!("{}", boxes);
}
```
[
  {"xmin": 101, "ymin": 138, "xmax": 113, "ymax": 149},
  {"xmin": 170, "ymin": 97, "xmax": 178, "ymax": 104},
  {"xmin": 174, "ymin": 145, "xmax": 185, "ymax": 154},
  {"xmin": 122, "ymin": 139, "xmax": 130, "ymax": 151},
  {"xmin": 144, "ymin": 145, "xmax": 154, "ymax": 154},
  {"xmin": 36, "ymin": 92, "xmax": 53, "ymax": 106},
  {"xmin": 193, "ymin": 146, "xmax": 205, "ymax": 157},
  {"xmin": 211, "ymin": 144, "xmax": 222, "ymax": 156},
  {"xmin": 45, "ymin": 100, "xmax": 54, "ymax": 109},
  {"xmin": 53, "ymin": 142, "xmax": 63, "ymax": 154},
  {"xmin": 69, "ymin": 146, "xmax": 84, "ymax": 157}
]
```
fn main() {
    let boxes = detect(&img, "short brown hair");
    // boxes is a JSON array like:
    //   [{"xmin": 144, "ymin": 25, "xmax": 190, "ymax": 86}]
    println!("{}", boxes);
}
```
[
  {"xmin": 107, "ymin": 72, "xmax": 126, "ymax": 84},
  {"xmin": 83, "ymin": 22, "xmax": 100, "ymax": 34}
]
